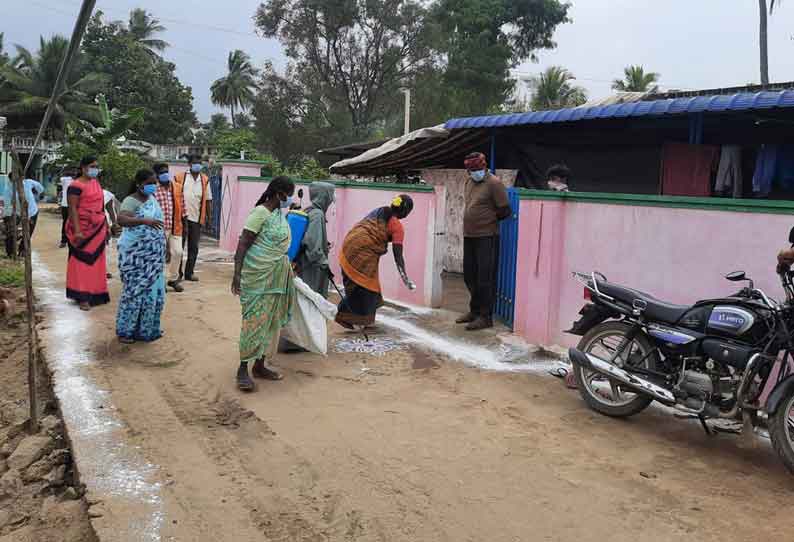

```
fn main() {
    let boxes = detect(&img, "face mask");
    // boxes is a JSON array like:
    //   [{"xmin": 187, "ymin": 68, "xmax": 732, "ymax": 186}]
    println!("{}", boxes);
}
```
[
  {"xmin": 141, "ymin": 184, "xmax": 157, "ymax": 196},
  {"xmin": 158, "ymin": 173, "xmax": 171, "ymax": 184},
  {"xmin": 469, "ymin": 170, "xmax": 486, "ymax": 183},
  {"xmin": 87, "ymin": 167, "xmax": 100, "ymax": 179},
  {"xmin": 190, "ymin": 164, "xmax": 202, "ymax": 174},
  {"xmin": 280, "ymin": 195, "xmax": 293, "ymax": 209}
]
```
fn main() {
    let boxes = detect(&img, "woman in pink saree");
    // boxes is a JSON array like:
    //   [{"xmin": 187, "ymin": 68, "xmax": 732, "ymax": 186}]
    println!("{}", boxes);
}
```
[{"xmin": 65, "ymin": 156, "xmax": 110, "ymax": 310}]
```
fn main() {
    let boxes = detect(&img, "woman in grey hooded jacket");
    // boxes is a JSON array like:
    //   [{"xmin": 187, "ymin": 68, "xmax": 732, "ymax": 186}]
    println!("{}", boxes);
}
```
[{"xmin": 295, "ymin": 182, "xmax": 335, "ymax": 297}]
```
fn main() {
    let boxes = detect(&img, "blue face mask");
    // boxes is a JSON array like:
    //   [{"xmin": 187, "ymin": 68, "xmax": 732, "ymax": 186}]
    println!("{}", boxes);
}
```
[
  {"xmin": 280, "ymin": 195, "xmax": 293, "ymax": 209},
  {"xmin": 469, "ymin": 170, "xmax": 486, "ymax": 183},
  {"xmin": 158, "ymin": 172, "xmax": 171, "ymax": 184},
  {"xmin": 87, "ymin": 167, "xmax": 100, "ymax": 179},
  {"xmin": 190, "ymin": 164, "xmax": 202, "ymax": 174},
  {"xmin": 141, "ymin": 184, "xmax": 157, "ymax": 196}
]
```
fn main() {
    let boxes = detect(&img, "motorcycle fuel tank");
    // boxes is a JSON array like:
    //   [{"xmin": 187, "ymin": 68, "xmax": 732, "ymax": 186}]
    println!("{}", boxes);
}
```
[{"xmin": 707, "ymin": 306, "xmax": 755, "ymax": 337}]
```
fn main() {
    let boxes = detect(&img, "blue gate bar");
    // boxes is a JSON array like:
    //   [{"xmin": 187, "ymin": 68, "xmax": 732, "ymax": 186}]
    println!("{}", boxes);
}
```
[{"xmin": 494, "ymin": 187, "xmax": 519, "ymax": 329}]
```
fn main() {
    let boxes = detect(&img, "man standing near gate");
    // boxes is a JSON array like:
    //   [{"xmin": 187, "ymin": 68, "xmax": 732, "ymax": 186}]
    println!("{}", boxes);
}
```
[
  {"xmin": 456, "ymin": 152, "xmax": 511, "ymax": 331},
  {"xmin": 153, "ymin": 163, "xmax": 185, "ymax": 292},
  {"xmin": 173, "ymin": 155, "xmax": 212, "ymax": 283}
]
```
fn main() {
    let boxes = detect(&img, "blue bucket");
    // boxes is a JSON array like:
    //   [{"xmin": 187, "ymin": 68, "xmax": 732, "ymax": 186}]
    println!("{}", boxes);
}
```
[{"xmin": 286, "ymin": 211, "xmax": 309, "ymax": 261}]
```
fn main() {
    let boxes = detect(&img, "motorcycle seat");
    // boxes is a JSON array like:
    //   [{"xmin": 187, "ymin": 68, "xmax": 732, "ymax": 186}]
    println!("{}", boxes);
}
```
[{"xmin": 598, "ymin": 281, "xmax": 690, "ymax": 324}]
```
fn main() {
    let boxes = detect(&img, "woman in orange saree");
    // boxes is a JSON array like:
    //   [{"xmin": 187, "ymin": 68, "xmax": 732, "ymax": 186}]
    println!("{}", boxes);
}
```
[
  {"xmin": 65, "ymin": 156, "xmax": 110, "ymax": 311},
  {"xmin": 335, "ymin": 195, "xmax": 416, "ymax": 328}
]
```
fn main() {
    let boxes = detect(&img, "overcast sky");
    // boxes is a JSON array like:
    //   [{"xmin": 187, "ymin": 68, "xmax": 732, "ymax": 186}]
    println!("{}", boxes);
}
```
[{"xmin": 4, "ymin": 0, "xmax": 794, "ymax": 121}]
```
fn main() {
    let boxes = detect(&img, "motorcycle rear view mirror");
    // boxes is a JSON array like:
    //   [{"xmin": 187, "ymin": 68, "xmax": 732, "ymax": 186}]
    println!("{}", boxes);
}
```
[
  {"xmin": 789, "ymin": 226, "xmax": 794, "ymax": 245},
  {"xmin": 725, "ymin": 271, "xmax": 747, "ymax": 282},
  {"xmin": 298, "ymin": 188, "xmax": 304, "ymax": 200}
]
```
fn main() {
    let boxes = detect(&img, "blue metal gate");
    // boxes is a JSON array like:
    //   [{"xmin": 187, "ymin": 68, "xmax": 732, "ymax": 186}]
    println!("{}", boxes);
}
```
[
  {"xmin": 494, "ymin": 187, "xmax": 520, "ymax": 328},
  {"xmin": 203, "ymin": 174, "xmax": 222, "ymax": 239}
]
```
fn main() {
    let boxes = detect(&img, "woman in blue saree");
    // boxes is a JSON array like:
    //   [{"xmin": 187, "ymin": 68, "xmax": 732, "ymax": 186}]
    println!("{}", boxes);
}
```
[{"xmin": 116, "ymin": 169, "xmax": 167, "ymax": 343}]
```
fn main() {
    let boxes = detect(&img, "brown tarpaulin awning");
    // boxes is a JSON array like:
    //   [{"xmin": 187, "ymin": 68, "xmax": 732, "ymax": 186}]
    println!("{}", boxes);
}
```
[{"xmin": 329, "ymin": 125, "xmax": 489, "ymax": 176}]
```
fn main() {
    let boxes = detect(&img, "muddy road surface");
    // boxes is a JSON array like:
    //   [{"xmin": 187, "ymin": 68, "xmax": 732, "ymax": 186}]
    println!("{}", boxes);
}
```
[{"xmin": 32, "ymin": 213, "xmax": 794, "ymax": 541}]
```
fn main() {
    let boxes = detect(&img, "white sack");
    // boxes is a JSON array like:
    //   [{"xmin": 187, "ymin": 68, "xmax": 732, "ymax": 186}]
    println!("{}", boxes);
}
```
[{"xmin": 281, "ymin": 277, "xmax": 338, "ymax": 355}]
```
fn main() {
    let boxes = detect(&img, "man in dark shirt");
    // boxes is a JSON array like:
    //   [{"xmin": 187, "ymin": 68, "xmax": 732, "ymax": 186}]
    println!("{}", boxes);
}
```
[{"xmin": 457, "ymin": 152, "xmax": 511, "ymax": 331}]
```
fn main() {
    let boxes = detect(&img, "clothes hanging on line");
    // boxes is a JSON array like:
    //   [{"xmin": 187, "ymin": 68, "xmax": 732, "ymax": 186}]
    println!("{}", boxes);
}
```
[
  {"xmin": 775, "ymin": 144, "xmax": 794, "ymax": 191},
  {"xmin": 714, "ymin": 145, "xmax": 743, "ymax": 198},
  {"xmin": 752, "ymin": 144, "xmax": 779, "ymax": 197},
  {"xmin": 660, "ymin": 142, "xmax": 719, "ymax": 197}
]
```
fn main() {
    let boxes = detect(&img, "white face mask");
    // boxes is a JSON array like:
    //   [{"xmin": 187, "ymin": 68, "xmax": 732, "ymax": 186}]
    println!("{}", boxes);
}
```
[
  {"xmin": 469, "ymin": 170, "xmax": 486, "ymax": 183},
  {"xmin": 280, "ymin": 195, "xmax": 293, "ymax": 209}
]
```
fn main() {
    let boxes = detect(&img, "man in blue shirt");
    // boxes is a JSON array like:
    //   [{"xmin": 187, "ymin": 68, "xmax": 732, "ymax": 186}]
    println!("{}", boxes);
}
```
[{"xmin": 2, "ymin": 173, "xmax": 44, "ymax": 258}]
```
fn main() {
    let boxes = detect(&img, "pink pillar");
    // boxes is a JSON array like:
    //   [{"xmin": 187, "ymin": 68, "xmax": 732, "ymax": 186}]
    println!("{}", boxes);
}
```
[
  {"xmin": 215, "ymin": 161, "xmax": 266, "ymax": 251},
  {"xmin": 514, "ymin": 199, "xmax": 566, "ymax": 345}
]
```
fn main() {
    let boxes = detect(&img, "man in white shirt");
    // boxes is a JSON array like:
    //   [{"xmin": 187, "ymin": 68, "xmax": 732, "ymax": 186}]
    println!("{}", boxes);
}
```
[
  {"xmin": 59, "ymin": 168, "xmax": 76, "ymax": 248},
  {"xmin": 103, "ymin": 188, "xmax": 120, "ymax": 278},
  {"xmin": 174, "ymin": 154, "xmax": 212, "ymax": 282}
]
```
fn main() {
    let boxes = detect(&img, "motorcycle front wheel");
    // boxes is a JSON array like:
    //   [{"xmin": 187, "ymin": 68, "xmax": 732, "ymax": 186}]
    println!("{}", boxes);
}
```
[
  {"xmin": 768, "ymin": 388, "xmax": 794, "ymax": 475},
  {"xmin": 573, "ymin": 321, "xmax": 659, "ymax": 417}
]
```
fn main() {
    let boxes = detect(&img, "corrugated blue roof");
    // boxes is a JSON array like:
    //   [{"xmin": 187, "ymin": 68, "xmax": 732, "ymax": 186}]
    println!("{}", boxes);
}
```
[{"xmin": 444, "ymin": 90, "xmax": 794, "ymax": 130}]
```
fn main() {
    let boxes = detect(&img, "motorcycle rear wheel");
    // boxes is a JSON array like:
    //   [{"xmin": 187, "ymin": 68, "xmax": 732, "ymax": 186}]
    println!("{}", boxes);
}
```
[
  {"xmin": 768, "ymin": 390, "xmax": 794, "ymax": 475},
  {"xmin": 573, "ymin": 321, "xmax": 658, "ymax": 418}
]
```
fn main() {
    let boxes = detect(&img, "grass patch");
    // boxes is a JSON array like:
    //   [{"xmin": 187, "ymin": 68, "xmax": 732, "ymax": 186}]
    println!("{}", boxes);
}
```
[{"xmin": 0, "ymin": 259, "xmax": 25, "ymax": 288}]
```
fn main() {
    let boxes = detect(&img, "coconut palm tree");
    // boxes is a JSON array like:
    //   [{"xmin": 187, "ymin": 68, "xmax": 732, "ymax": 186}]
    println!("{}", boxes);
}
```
[
  {"xmin": 0, "ymin": 33, "xmax": 8, "ymax": 67},
  {"xmin": 211, "ymin": 50, "xmax": 259, "ymax": 128},
  {"xmin": 530, "ymin": 66, "xmax": 587, "ymax": 111},
  {"xmin": 127, "ymin": 8, "xmax": 169, "ymax": 56},
  {"xmin": 0, "ymin": 36, "xmax": 104, "ymax": 130},
  {"xmin": 760, "ymin": 0, "xmax": 781, "ymax": 85},
  {"xmin": 612, "ymin": 65, "xmax": 660, "ymax": 93}
]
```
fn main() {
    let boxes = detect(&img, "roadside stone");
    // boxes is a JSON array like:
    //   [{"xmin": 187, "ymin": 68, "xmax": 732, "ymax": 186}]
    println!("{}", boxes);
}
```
[
  {"xmin": 61, "ymin": 486, "xmax": 78, "ymax": 501},
  {"xmin": 43, "ymin": 466, "xmax": 66, "ymax": 488},
  {"xmin": 22, "ymin": 459, "xmax": 50, "ymax": 484},
  {"xmin": 0, "ymin": 401, "xmax": 27, "ymax": 426},
  {"xmin": 7, "ymin": 435, "xmax": 53, "ymax": 471},
  {"xmin": 0, "ymin": 469, "xmax": 22, "ymax": 498},
  {"xmin": 0, "ymin": 441, "xmax": 14, "ymax": 459},
  {"xmin": 38, "ymin": 415, "xmax": 61, "ymax": 434},
  {"xmin": 0, "ymin": 525, "xmax": 32, "ymax": 541},
  {"xmin": 22, "ymin": 448, "xmax": 69, "ymax": 484}
]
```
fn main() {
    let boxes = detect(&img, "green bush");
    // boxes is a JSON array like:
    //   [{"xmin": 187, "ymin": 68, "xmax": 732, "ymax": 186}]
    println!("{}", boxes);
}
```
[
  {"xmin": 98, "ymin": 147, "xmax": 148, "ymax": 198},
  {"xmin": 0, "ymin": 260, "xmax": 24, "ymax": 288}
]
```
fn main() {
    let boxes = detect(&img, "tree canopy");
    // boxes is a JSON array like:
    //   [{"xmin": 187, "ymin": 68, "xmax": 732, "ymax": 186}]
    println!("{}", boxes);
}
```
[
  {"xmin": 255, "ymin": 0, "xmax": 438, "ymax": 139},
  {"xmin": 210, "ymin": 50, "xmax": 258, "ymax": 128},
  {"xmin": 612, "ymin": 65, "xmax": 660, "ymax": 93},
  {"xmin": 531, "ymin": 66, "xmax": 587, "ymax": 111},
  {"xmin": 252, "ymin": 0, "xmax": 571, "ymax": 162},
  {"xmin": 82, "ymin": 12, "xmax": 196, "ymax": 143},
  {"xmin": 430, "ymin": 0, "xmax": 570, "ymax": 119},
  {"xmin": 127, "ymin": 8, "xmax": 170, "ymax": 56},
  {"xmin": 0, "ymin": 35, "xmax": 104, "ymax": 131}
]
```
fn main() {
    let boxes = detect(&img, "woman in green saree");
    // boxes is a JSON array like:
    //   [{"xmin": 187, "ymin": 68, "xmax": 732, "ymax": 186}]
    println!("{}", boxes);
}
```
[{"xmin": 231, "ymin": 177, "xmax": 296, "ymax": 391}]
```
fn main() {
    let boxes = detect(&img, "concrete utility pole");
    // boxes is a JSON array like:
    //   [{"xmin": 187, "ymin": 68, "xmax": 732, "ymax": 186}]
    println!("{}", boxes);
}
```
[
  {"xmin": 401, "ymin": 88, "xmax": 411, "ymax": 135},
  {"xmin": 17, "ymin": 0, "xmax": 98, "ymax": 433},
  {"xmin": 0, "ymin": 117, "xmax": 6, "ymax": 174}
]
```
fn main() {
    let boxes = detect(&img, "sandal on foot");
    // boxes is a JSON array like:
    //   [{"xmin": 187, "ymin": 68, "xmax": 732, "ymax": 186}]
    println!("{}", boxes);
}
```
[
  {"xmin": 237, "ymin": 372, "xmax": 255, "ymax": 392},
  {"xmin": 252, "ymin": 366, "xmax": 283, "ymax": 381},
  {"xmin": 79, "ymin": 302, "xmax": 91, "ymax": 312},
  {"xmin": 119, "ymin": 337, "xmax": 135, "ymax": 344}
]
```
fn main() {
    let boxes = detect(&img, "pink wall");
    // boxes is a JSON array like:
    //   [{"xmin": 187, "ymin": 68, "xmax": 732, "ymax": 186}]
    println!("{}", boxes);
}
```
[
  {"xmin": 514, "ymin": 197, "xmax": 794, "ymax": 346},
  {"xmin": 220, "ymin": 172, "xmax": 443, "ymax": 307},
  {"xmin": 217, "ymin": 163, "xmax": 267, "ymax": 250}
]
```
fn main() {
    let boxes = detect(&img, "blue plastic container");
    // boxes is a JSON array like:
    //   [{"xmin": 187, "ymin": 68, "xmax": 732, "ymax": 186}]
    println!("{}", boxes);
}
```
[{"xmin": 286, "ymin": 211, "xmax": 309, "ymax": 261}]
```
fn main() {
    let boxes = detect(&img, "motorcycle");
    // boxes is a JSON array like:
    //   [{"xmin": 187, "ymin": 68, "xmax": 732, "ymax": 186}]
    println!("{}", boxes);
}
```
[{"xmin": 567, "ymin": 228, "xmax": 794, "ymax": 474}]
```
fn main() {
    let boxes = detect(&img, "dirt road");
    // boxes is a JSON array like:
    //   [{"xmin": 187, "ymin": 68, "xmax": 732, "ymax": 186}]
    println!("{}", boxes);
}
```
[{"xmin": 32, "ymin": 212, "xmax": 794, "ymax": 541}]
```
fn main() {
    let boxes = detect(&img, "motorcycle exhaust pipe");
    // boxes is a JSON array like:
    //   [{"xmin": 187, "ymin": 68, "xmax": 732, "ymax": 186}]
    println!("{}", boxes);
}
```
[{"xmin": 568, "ymin": 348, "xmax": 676, "ymax": 405}]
